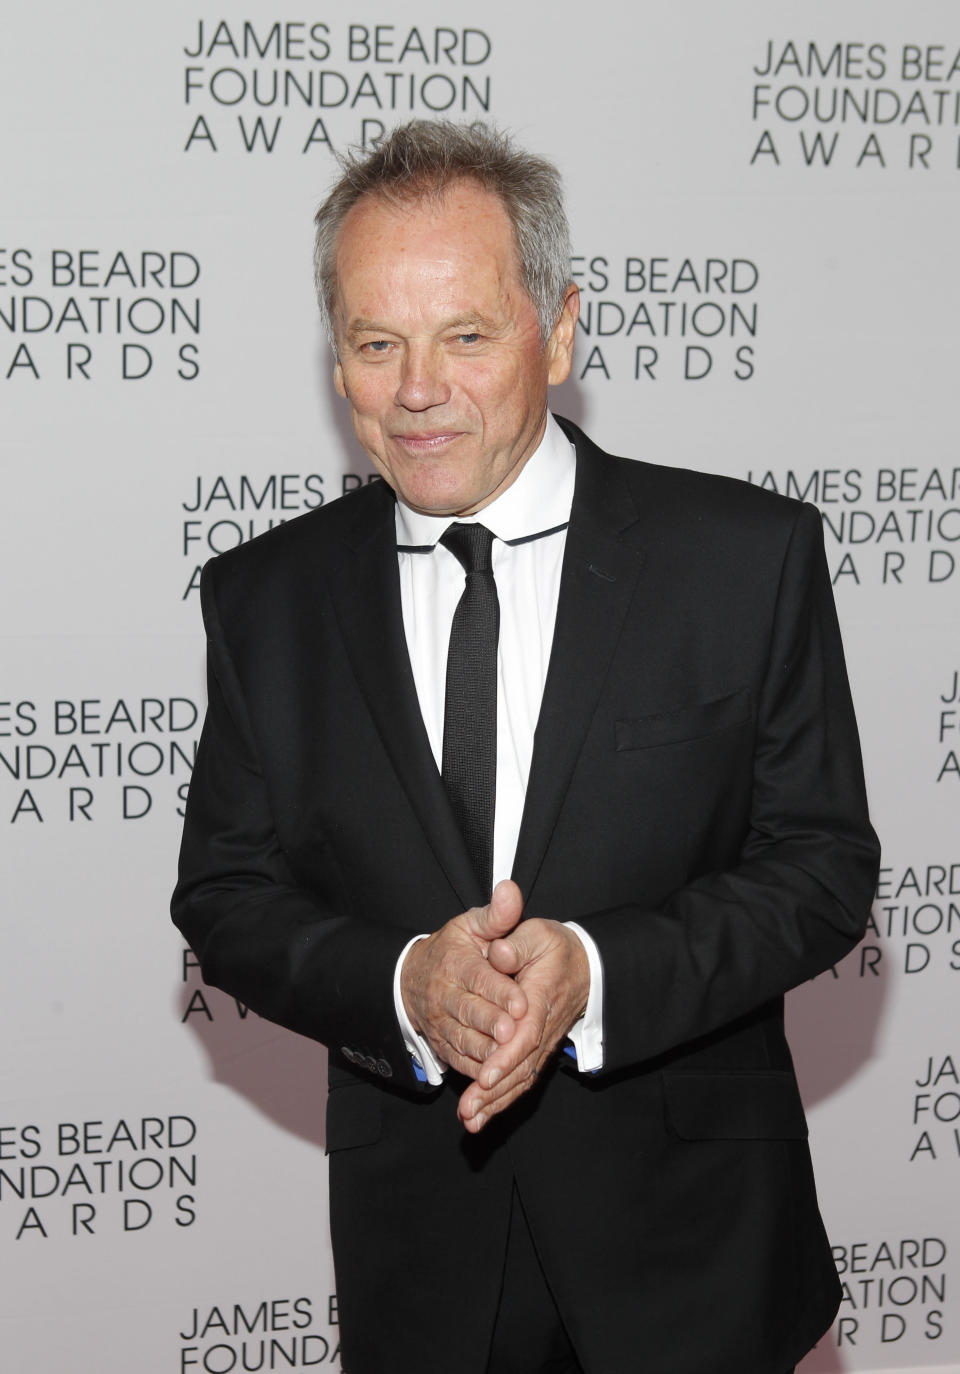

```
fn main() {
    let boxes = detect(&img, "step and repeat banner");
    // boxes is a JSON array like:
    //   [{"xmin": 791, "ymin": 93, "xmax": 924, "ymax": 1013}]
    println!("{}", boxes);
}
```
[{"xmin": 1, "ymin": 3, "xmax": 958, "ymax": 1371}]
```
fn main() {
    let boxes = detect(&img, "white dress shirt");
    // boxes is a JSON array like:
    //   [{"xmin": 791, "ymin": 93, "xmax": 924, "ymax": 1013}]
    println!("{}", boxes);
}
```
[{"xmin": 390, "ymin": 413, "xmax": 604, "ymax": 1084}]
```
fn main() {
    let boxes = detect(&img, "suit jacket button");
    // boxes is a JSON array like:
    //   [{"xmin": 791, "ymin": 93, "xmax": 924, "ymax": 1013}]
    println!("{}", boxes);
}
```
[
  {"xmin": 340, "ymin": 1046, "xmax": 356, "ymax": 1064},
  {"xmin": 363, "ymin": 1054, "xmax": 378, "ymax": 1073},
  {"xmin": 376, "ymin": 1058, "xmax": 393, "ymax": 1078}
]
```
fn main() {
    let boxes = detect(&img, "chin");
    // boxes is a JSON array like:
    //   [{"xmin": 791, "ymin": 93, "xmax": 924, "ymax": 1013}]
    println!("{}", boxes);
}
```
[{"xmin": 401, "ymin": 478, "xmax": 482, "ymax": 517}]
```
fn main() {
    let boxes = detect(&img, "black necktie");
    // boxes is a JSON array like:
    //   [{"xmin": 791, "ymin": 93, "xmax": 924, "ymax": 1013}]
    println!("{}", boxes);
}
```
[{"xmin": 440, "ymin": 522, "xmax": 499, "ymax": 898}]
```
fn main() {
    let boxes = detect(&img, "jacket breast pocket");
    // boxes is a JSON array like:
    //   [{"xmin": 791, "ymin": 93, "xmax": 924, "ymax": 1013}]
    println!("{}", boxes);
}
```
[
  {"xmin": 662, "ymin": 1069, "xmax": 809, "ymax": 1141},
  {"xmin": 615, "ymin": 688, "xmax": 752, "ymax": 752}
]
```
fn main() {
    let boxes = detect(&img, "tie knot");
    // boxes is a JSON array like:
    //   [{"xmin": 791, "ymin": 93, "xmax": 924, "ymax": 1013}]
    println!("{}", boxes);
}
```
[{"xmin": 440, "ymin": 522, "xmax": 495, "ymax": 574}]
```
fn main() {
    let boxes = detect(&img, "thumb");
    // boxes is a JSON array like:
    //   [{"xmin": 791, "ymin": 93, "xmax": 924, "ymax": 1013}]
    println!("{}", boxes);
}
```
[
  {"xmin": 470, "ymin": 879, "xmax": 524, "ymax": 942},
  {"xmin": 487, "ymin": 918, "xmax": 549, "ymax": 977}
]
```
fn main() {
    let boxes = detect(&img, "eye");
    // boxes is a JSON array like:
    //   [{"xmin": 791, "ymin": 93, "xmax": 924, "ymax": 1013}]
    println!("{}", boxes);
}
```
[
  {"xmin": 455, "ymin": 333, "xmax": 480, "ymax": 346},
  {"xmin": 361, "ymin": 339, "xmax": 393, "ymax": 354}
]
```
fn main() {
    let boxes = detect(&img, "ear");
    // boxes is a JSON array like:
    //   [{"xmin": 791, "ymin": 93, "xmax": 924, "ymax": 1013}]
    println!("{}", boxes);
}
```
[
  {"xmin": 333, "ymin": 357, "xmax": 347, "ymax": 398},
  {"xmin": 546, "ymin": 283, "xmax": 580, "ymax": 386}
]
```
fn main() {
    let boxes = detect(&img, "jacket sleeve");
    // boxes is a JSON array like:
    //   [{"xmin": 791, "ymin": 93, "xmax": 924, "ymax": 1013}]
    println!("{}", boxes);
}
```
[
  {"xmin": 171, "ymin": 561, "xmax": 428, "ymax": 1089},
  {"xmin": 580, "ymin": 503, "xmax": 880, "ymax": 1073}
]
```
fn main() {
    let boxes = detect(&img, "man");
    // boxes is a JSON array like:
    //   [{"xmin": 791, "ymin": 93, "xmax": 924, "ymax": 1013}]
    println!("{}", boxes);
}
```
[{"xmin": 173, "ymin": 121, "xmax": 879, "ymax": 1374}]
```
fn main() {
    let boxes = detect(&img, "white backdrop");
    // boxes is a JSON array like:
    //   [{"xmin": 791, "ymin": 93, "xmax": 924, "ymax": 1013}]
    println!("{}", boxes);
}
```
[{"xmin": 2, "ymin": 3, "xmax": 958, "ymax": 1371}]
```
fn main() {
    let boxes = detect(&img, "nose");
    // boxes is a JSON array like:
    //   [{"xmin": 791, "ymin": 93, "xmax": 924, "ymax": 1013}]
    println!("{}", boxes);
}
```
[{"xmin": 394, "ymin": 344, "xmax": 451, "ymax": 412}]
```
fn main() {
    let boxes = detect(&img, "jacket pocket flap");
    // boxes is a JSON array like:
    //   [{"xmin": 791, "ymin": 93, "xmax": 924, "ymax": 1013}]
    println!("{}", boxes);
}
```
[
  {"xmin": 616, "ymin": 688, "xmax": 751, "ymax": 751},
  {"xmin": 325, "ymin": 1086, "xmax": 383, "ymax": 1154},
  {"xmin": 663, "ymin": 1070, "xmax": 809, "ymax": 1141}
]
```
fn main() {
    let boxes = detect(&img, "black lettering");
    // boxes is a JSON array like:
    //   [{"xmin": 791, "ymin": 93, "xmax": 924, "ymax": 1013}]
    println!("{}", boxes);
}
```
[{"xmin": 184, "ymin": 114, "xmax": 217, "ymax": 152}]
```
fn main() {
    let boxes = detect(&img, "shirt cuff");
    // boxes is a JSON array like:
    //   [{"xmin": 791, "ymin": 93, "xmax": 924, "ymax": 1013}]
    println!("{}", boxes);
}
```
[
  {"xmin": 393, "ymin": 935, "xmax": 446, "ymax": 1086},
  {"xmin": 561, "ymin": 921, "xmax": 604, "ymax": 1072}
]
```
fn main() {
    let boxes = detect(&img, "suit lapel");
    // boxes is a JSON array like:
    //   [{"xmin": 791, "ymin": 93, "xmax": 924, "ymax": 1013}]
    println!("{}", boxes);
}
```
[
  {"xmin": 512, "ymin": 422, "xmax": 645, "ymax": 899},
  {"xmin": 324, "ymin": 422, "xmax": 644, "ymax": 913},
  {"xmin": 328, "ymin": 485, "xmax": 485, "ymax": 913}
]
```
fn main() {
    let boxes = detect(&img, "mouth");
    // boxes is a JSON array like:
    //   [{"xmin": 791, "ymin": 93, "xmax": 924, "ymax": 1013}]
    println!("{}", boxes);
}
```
[{"xmin": 391, "ymin": 431, "xmax": 465, "ymax": 454}]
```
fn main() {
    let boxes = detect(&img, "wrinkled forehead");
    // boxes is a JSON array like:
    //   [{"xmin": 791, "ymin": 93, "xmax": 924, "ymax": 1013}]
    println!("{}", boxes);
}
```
[
  {"xmin": 337, "ymin": 178, "xmax": 521, "ymax": 274},
  {"xmin": 339, "ymin": 173, "xmax": 510, "ymax": 239},
  {"xmin": 332, "ymin": 179, "xmax": 526, "ymax": 324}
]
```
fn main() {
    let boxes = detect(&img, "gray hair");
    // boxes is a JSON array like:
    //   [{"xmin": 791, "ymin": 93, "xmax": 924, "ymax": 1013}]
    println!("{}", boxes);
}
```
[{"xmin": 313, "ymin": 120, "xmax": 572, "ymax": 348}]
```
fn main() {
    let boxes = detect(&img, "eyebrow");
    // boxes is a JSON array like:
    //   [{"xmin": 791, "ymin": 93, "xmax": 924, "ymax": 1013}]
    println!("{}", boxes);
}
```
[
  {"xmin": 345, "ymin": 319, "xmax": 393, "ymax": 340},
  {"xmin": 345, "ymin": 314, "xmax": 505, "ymax": 343}
]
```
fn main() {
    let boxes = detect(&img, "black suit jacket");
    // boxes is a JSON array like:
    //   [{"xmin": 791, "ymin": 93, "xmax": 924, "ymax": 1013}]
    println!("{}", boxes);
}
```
[{"xmin": 173, "ymin": 418, "xmax": 879, "ymax": 1374}]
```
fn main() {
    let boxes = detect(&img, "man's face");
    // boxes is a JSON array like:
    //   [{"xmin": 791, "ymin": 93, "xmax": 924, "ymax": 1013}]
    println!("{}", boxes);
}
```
[{"xmin": 332, "ymin": 179, "xmax": 578, "ymax": 517}]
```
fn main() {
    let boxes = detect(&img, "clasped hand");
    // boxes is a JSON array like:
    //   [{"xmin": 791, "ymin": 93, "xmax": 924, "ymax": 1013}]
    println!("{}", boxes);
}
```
[{"xmin": 400, "ymin": 881, "xmax": 589, "ymax": 1133}]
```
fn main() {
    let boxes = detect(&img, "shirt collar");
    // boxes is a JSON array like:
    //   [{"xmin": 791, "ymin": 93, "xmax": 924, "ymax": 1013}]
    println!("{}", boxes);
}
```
[{"xmin": 394, "ymin": 412, "xmax": 576, "ymax": 549}]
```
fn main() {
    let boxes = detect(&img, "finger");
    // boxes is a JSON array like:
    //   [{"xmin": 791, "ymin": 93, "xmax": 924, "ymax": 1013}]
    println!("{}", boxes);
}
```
[
  {"xmin": 443, "ymin": 988, "xmax": 520, "ymax": 1046},
  {"xmin": 458, "ymin": 1054, "xmax": 544, "ymax": 1131},
  {"xmin": 470, "ymin": 979, "xmax": 571, "ymax": 1093},
  {"xmin": 432, "ymin": 1018, "xmax": 500, "ymax": 1074},
  {"xmin": 456, "ymin": 953, "xmax": 528, "ymax": 1021},
  {"xmin": 485, "ymin": 935, "xmax": 522, "ymax": 976},
  {"xmin": 460, "ymin": 1080, "xmax": 530, "ymax": 1132},
  {"xmin": 487, "ymin": 917, "xmax": 554, "ymax": 975},
  {"xmin": 476, "ymin": 1040, "xmax": 543, "ymax": 1101},
  {"xmin": 473, "ymin": 1012, "xmax": 543, "ymax": 1090},
  {"xmin": 426, "ymin": 981, "xmax": 529, "ymax": 1073}
]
